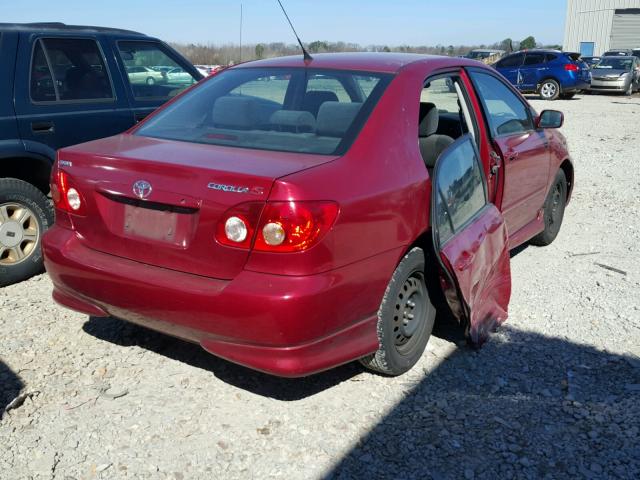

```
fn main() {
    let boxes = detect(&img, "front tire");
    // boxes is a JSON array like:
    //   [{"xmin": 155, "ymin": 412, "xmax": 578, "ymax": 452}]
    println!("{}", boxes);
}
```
[
  {"xmin": 624, "ymin": 82, "xmax": 633, "ymax": 96},
  {"xmin": 530, "ymin": 170, "xmax": 567, "ymax": 246},
  {"xmin": 360, "ymin": 247, "xmax": 436, "ymax": 376},
  {"xmin": 0, "ymin": 178, "xmax": 54, "ymax": 287},
  {"xmin": 539, "ymin": 79, "xmax": 560, "ymax": 100}
]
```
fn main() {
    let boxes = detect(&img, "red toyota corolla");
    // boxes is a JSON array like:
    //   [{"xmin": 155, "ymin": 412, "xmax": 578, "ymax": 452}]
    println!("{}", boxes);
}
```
[{"xmin": 43, "ymin": 53, "xmax": 573, "ymax": 377}]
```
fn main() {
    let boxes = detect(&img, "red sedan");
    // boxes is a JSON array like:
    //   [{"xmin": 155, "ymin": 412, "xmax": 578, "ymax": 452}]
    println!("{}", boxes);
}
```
[{"xmin": 43, "ymin": 53, "xmax": 574, "ymax": 377}]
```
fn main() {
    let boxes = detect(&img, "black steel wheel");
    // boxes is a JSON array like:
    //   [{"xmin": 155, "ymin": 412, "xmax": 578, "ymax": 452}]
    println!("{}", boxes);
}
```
[
  {"xmin": 530, "ymin": 170, "xmax": 567, "ymax": 246},
  {"xmin": 360, "ymin": 247, "xmax": 436, "ymax": 376}
]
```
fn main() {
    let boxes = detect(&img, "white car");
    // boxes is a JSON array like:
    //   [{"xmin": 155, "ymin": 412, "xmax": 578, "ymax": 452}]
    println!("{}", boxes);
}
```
[
  {"xmin": 166, "ymin": 67, "xmax": 197, "ymax": 85},
  {"xmin": 126, "ymin": 66, "xmax": 166, "ymax": 85}
]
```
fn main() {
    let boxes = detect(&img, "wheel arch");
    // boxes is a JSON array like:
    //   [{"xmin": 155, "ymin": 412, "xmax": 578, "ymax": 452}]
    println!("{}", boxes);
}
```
[
  {"xmin": 559, "ymin": 158, "xmax": 574, "ymax": 201},
  {"xmin": 0, "ymin": 152, "xmax": 54, "ymax": 195}
]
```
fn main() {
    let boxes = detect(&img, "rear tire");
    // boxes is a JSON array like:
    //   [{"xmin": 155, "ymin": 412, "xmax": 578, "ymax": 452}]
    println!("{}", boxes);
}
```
[
  {"xmin": 539, "ymin": 79, "xmax": 560, "ymax": 100},
  {"xmin": 530, "ymin": 170, "xmax": 567, "ymax": 246},
  {"xmin": 0, "ymin": 178, "xmax": 54, "ymax": 287},
  {"xmin": 359, "ymin": 247, "xmax": 436, "ymax": 376}
]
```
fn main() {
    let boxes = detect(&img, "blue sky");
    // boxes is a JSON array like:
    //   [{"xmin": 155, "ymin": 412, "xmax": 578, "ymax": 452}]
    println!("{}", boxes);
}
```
[{"xmin": 1, "ymin": 1, "xmax": 566, "ymax": 46}]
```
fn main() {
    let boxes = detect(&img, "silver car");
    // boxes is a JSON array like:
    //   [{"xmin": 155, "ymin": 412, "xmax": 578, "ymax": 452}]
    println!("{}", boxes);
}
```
[{"xmin": 590, "ymin": 56, "xmax": 640, "ymax": 95}]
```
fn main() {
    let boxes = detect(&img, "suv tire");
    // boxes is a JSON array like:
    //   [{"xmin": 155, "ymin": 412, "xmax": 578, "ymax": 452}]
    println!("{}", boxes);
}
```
[
  {"xmin": 539, "ymin": 79, "xmax": 561, "ymax": 100},
  {"xmin": 359, "ymin": 247, "xmax": 436, "ymax": 376},
  {"xmin": 530, "ymin": 170, "xmax": 567, "ymax": 246},
  {"xmin": 0, "ymin": 178, "xmax": 54, "ymax": 287}
]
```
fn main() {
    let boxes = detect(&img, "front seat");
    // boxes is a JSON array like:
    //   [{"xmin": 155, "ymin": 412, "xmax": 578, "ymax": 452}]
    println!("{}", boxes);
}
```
[{"xmin": 418, "ymin": 102, "xmax": 455, "ymax": 169}]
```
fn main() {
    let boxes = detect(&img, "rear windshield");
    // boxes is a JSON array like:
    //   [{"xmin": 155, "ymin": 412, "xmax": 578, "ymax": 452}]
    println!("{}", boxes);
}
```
[
  {"xmin": 596, "ymin": 58, "xmax": 633, "ymax": 70},
  {"xmin": 135, "ymin": 67, "xmax": 392, "ymax": 155}
]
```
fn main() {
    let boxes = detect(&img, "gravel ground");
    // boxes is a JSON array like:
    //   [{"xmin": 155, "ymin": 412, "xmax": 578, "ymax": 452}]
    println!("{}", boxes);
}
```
[{"xmin": 1, "ymin": 93, "xmax": 640, "ymax": 479}]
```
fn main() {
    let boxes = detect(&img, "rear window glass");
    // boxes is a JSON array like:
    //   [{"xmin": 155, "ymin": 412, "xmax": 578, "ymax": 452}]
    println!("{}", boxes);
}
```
[
  {"xmin": 595, "ymin": 57, "xmax": 634, "ymax": 70},
  {"xmin": 136, "ymin": 67, "xmax": 392, "ymax": 155}
]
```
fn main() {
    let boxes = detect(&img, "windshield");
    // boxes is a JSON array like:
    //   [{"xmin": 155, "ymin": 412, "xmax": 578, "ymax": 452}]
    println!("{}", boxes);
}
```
[
  {"xmin": 135, "ymin": 67, "xmax": 392, "ymax": 155},
  {"xmin": 596, "ymin": 58, "xmax": 633, "ymax": 70}
]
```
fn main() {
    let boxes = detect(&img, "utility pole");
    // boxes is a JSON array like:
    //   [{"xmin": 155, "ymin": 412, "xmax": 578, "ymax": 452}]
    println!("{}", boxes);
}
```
[{"xmin": 239, "ymin": 3, "xmax": 243, "ymax": 63}]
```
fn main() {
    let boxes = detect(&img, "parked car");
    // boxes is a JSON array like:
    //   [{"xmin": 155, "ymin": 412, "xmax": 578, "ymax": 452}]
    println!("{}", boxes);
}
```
[
  {"xmin": 166, "ymin": 67, "xmax": 198, "ymax": 84},
  {"xmin": 589, "ymin": 56, "xmax": 640, "ymax": 95},
  {"xmin": 581, "ymin": 56, "xmax": 601, "ymax": 68},
  {"xmin": 494, "ymin": 49, "xmax": 590, "ymax": 100},
  {"xmin": 633, "ymin": 49, "xmax": 640, "ymax": 58},
  {"xmin": 125, "ymin": 66, "xmax": 166, "ymax": 85},
  {"xmin": 0, "ymin": 22, "xmax": 202, "ymax": 286},
  {"xmin": 43, "ymin": 53, "xmax": 574, "ymax": 377},
  {"xmin": 465, "ymin": 49, "xmax": 505, "ymax": 65},
  {"xmin": 602, "ymin": 49, "xmax": 633, "ymax": 56}
]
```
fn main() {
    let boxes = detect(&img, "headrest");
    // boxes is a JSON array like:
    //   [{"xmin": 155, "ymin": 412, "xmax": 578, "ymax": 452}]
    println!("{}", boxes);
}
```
[
  {"xmin": 316, "ymin": 102, "xmax": 362, "ymax": 138},
  {"xmin": 211, "ymin": 96, "xmax": 259, "ymax": 129},
  {"xmin": 302, "ymin": 90, "xmax": 339, "ymax": 116},
  {"xmin": 419, "ymin": 102, "xmax": 439, "ymax": 137},
  {"xmin": 269, "ymin": 110, "xmax": 316, "ymax": 133}
]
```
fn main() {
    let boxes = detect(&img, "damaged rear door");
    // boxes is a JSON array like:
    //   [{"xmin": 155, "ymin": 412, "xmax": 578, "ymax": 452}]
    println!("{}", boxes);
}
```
[{"xmin": 431, "ymin": 134, "xmax": 512, "ymax": 345}]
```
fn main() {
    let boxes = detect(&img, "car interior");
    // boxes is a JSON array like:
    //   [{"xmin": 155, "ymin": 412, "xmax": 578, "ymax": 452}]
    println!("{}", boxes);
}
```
[
  {"xmin": 139, "ymin": 69, "xmax": 388, "ymax": 155},
  {"xmin": 418, "ymin": 76, "xmax": 474, "ymax": 173}
]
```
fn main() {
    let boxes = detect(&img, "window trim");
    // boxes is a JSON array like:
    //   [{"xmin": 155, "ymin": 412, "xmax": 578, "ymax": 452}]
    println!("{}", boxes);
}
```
[
  {"xmin": 116, "ymin": 39, "xmax": 198, "ymax": 102},
  {"xmin": 465, "ymin": 67, "xmax": 535, "ymax": 140},
  {"xmin": 29, "ymin": 36, "xmax": 117, "ymax": 105},
  {"xmin": 431, "ymin": 134, "xmax": 489, "ymax": 248},
  {"xmin": 420, "ymin": 69, "xmax": 481, "ymax": 148}
]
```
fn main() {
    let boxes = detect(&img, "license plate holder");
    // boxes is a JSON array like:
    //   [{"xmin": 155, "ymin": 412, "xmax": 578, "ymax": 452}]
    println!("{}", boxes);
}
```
[{"xmin": 124, "ymin": 205, "xmax": 178, "ymax": 243}]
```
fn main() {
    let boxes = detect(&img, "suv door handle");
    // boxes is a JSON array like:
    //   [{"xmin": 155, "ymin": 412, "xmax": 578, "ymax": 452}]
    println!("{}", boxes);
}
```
[{"xmin": 31, "ymin": 121, "xmax": 54, "ymax": 133}]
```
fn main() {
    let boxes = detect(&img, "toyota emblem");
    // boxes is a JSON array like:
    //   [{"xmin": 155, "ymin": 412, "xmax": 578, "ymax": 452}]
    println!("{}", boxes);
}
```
[{"xmin": 133, "ymin": 180, "xmax": 152, "ymax": 199}]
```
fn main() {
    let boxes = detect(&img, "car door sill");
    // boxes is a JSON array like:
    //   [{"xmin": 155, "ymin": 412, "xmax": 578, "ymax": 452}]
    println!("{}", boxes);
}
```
[{"xmin": 508, "ymin": 214, "xmax": 545, "ymax": 250}]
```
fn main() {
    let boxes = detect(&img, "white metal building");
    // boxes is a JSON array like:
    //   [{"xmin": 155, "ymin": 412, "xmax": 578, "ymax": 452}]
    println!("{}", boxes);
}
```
[{"xmin": 563, "ymin": 0, "xmax": 640, "ymax": 55}]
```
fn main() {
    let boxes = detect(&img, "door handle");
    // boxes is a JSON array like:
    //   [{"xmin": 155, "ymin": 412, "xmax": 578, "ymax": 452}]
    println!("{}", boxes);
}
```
[
  {"xmin": 455, "ymin": 251, "xmax": 475, "ymax": 272},
  {"xmin": 31, "ymin": 121, "xmax": 54, "ymax": 133}
]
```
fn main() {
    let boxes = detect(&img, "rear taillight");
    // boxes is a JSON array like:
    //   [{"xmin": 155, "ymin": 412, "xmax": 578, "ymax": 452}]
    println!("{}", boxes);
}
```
[
  {"xmin": 253, "ymin": 201, "xmax": 339, "ymax": 252},
  {"xmin": 564, "ymin": 64, "xmax": 579, "ymax": 71},
  {"xmin": 216, "ymin": 201, "xmax": 339, "ymax": 252},
  {"xmin": 215, "ymin": 202, "xmax": 264, "ymax": 249},
  {"xmin": 51, "ymin": 168, "xmax": 87, "ymax": 215}
]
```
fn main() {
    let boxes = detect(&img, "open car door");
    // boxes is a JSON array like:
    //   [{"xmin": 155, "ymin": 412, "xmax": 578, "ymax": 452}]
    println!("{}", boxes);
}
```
[{"xmin": 431, "ymin": 135, "xmax": 512, "ymax": 345}]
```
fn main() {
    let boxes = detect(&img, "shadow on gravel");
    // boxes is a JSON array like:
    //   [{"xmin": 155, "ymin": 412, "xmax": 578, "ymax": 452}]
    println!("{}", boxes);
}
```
[
  {"xmin": 82, "ymin": 316, "xmax": 363, "ymax": 401},
  {"xmin": 0, "ymin": 360, "xmax": 23, "ymax": 419},
  {"xmin": 325, "ymin": 327, "xmax": 640, "ymax": 479}
]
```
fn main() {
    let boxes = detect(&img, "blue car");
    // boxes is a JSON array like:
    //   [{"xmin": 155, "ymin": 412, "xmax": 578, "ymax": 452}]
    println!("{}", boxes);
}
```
[{"xmin": 493, "ymin": 50, "xmax": 590, "ymax": 100}]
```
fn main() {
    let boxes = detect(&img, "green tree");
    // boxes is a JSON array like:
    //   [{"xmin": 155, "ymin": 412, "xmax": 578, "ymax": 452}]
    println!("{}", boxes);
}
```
[
  {"xmin": 499, "ymin": 38, "xmax": 514, "ymax": 52},
  {"xmin": 255, "ymin": 43, "xmax": 265, "ymax": 59},
  {"xmin": 308, "ymin": 41, "xmax": 329, "ymax": 53},
  {"xmin": 382, "ymin": 46, "xmax": 391, "ymax": 53},
  {"xmin": 520, "ymin": 36, "xmax": 537, "ymax": 50}
]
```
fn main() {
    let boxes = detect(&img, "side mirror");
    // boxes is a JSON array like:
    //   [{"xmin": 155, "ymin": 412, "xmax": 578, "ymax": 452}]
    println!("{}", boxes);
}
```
[{"xmin": 536, "ymin": 110, "xmax": 564, "ymax": 129}]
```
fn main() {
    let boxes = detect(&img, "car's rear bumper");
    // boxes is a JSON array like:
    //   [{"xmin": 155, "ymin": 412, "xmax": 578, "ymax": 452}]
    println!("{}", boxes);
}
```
[{"xmin": 42, "ymin": 227, "xmax": 391, "ymax": 377}]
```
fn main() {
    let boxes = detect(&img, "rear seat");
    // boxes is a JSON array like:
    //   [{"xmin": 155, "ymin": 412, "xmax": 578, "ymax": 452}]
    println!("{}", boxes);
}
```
[{"xmin": 315, "ymin": 102, "xmax": 362, "ymax": 138}]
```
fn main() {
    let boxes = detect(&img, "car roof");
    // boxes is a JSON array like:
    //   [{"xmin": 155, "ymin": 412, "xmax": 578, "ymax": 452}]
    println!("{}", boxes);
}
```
[
  {"xmin": 0, "ymin": 22, "xmax": 145, "ymax": 36},
  {"xmin": 233, "ymin": 52, "xmax": 483, "ymax": 74}
]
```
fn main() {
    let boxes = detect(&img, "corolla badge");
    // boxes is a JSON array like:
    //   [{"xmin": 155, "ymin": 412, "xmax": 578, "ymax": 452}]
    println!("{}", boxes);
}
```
[
  {"xmin": 207, "ymin": 182, "xmax": 265, "ymax": 195},
  {"xmin": 133, "ymin": 180, "xmax": 152, "ymax": 199}
]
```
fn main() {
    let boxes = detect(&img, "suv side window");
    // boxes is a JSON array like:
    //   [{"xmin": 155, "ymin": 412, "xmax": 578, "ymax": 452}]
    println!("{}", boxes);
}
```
[
  {"xmin": 468, "ymin": 71, "xmax": 533, "ymax": 137},
  {"xmin": 31, "ymin": 38, "xmax": 114, "ymax": 102},
  {"xmin": 496, "ymin": 54, "xmax": 524, "ymax": 68},
  {"xmin": 523, "ymin": 53, "xmax": 545, "ymax": 66},
  {"xmin": 434, "ymin": 136, "xmax": 487, "ymax": 245},
  {"xmin": 30, "ymin": 41, "xmax": 57, "ymax": 102},
  {"xmin": 545, "ymin": 53, "xmax": 558, "ymax": 62},
  {"xmin": 117, "ymin": 41, "xmax": 197, "ymax": 100}
]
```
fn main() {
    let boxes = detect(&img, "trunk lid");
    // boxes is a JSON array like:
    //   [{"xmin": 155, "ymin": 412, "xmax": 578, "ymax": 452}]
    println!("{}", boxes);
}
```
[{"xmin": 59, "ymin": 134, "xmax": 336, "ymax": 279}]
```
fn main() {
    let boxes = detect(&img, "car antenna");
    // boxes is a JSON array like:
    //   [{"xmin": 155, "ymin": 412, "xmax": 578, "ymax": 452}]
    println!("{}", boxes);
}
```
[{"xmin": 276, "ymin": 0, "xmax": 312, "ymax": 62}]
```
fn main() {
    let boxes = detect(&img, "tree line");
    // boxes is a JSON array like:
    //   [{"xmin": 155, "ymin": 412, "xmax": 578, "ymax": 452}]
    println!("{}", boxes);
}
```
[{"xmin": 172, "ymin": 36, "xmax": 561, "ymax": 66}]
